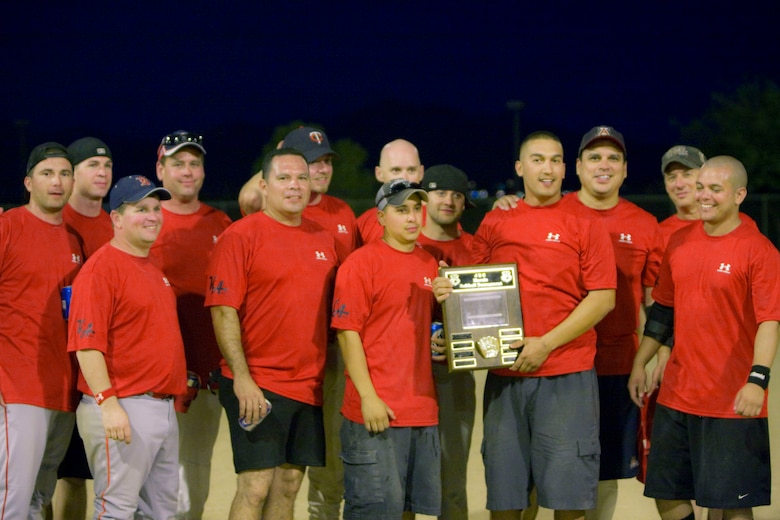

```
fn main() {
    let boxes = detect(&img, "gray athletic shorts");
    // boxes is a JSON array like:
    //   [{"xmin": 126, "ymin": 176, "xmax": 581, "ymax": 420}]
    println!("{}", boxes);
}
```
[
  {"xmin": 340, "ymin": 419, "xmax": 441, "ymax": 519},
  {"xmin": 482, "ymin": 370, "xmax": 600, "ymax": 511}
]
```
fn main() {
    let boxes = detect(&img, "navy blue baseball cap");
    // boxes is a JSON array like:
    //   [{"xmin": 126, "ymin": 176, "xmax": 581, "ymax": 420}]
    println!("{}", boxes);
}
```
[
  {"xmin": 109, "ymin": 175, "xmax": 171, "ymax": 211},
  {"xmin": 578, "ymin": 125, "xmax": 626, "ymax": 157},
  {"xmin": 283, "ymin": 127, "xmax": 337, "ymax": 163}
]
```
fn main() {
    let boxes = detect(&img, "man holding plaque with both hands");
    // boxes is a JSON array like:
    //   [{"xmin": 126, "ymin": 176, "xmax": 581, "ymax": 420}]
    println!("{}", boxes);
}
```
[{"xmin": 434, "ymin": 130, "xmax": 616, "ymax": 520}]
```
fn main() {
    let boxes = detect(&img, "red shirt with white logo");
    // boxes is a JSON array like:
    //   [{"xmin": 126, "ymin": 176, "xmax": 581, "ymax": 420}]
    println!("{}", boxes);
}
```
[
  {"xmin": 562, "ymin": 194, "xmax": 664, "ymax": 375},
  {"xmin": 305, "ymin": 194, "xmax": 358, "ymax": 258},
  {"xmin": 204, "ymin": 212, "xmax": 339, "ymax": 405},
  {"xmin": 654, "ymin": 222, "xmax": 780, "ymax": 418},
  {"xmin": 0, "ymin": 207, "xmax": 83, "ymax": 411},
  {"xmin": 472, "ymin": 198, "xmax": 616, "ymax": 377},
  {"xmin": 332, "ymin": 240, "xmax": 439, "ymax": 426},
  {"xmin": 68, "ymin": 244, "xmax": 186, "ymax": 398}
]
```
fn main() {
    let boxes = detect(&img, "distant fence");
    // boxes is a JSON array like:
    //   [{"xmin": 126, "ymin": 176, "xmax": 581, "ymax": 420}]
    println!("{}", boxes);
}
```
[{"xmin": 207, "ymin": 193, "xmax": 780, "ymax": 246}]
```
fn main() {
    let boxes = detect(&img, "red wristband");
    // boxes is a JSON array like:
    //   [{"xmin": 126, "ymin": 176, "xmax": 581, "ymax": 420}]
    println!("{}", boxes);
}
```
[{"xmin": 94, "ymin": 387, "xmax": 117, "ymax": 405}]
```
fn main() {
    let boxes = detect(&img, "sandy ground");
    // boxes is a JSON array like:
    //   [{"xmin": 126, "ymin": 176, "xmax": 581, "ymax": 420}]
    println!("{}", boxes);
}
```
[{"xmin": 84, "ymin": 357, "xmax": 780, "ymax": 519}]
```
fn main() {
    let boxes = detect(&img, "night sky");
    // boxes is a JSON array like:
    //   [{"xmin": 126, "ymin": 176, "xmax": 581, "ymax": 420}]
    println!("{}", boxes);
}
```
[{"xmin": 2, "ymin": 2, "xmax": 778, "ymax": 203}]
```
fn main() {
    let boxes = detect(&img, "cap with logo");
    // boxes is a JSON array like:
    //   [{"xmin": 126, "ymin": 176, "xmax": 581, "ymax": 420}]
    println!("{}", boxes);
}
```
[
  {"xmin": 421, "ymin": 164, "xmax": 476, "ymax": 208},
  {"xmin": 578, "ymin": 126, "xmax": 626, "ymax": 157},
  {"xmin": 68, "ymin": 137, "xmax": 112, "ymax": 167},
  {"xmin": 661, "ymin": 145, "xmax": 706, "ymax": 173},
  {"xmin": 26, "ymin": 142, "xmax": 71, "ymax": 174},
  {"xmin": 109, "ymin": 175, "xmax": 172, "ymax": 211},
  {"xmin": 283, "ymin": 127, "xmax": 337, "ymax": 163},
  {"xmin": 375, "ymin": 179, "xmax": 428, "ymax": 211},
  {"xmin": 157, "ymin": 130, "xmax": 206, "ymax": 161}
]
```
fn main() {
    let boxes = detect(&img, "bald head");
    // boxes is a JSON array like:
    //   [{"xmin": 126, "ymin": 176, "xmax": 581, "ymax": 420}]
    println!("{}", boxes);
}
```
[
  {"xmin": 375, "ymin": 139, "xmax": 424, "ymax": 183},
  {"xmin": 702, "ymin": 155, "xmax": 747, "ymax": 190}
]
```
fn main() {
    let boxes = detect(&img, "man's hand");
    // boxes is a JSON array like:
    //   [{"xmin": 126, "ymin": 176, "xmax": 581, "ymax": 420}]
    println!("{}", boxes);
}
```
[
  {"xmin": 431, "ymin": 332, "xmax": 447, "ymax": 363},
  {"xmin": 493, "ymin": 194, "xmax": 520, "ymax": 211},
  {"xmin": 628, "ymin": 364, "xmax": 649, "ymax": 408},
  {"xmin": 233, "ymin": 372, "xmax": 266, "ymax": 425},
  {"xmin": 508, "ymin": 337, "xmax": 551, "ymax": 373},
  {"xmin": 734, "ymin": 383, "xmax": 765, "ymax": 417},
  {"xmin": 433, "ymin": 276, "xmax": 453, "ymax": 304},
  {"xmin": 100, "ymin": 397, "xmax": 132, "ymax": 444},
  {"xmin": 361, "ymin": 394, "xmax": 395, "ymax": 433}
]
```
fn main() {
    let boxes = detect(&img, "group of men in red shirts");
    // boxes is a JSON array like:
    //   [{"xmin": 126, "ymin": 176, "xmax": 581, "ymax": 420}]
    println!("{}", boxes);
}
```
[{"xmin": 1, "ymin": 124, "xmax": 777, "ymax": 520}]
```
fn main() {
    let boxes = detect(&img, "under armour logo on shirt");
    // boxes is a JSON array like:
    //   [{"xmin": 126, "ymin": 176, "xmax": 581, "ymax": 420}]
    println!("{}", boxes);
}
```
[
  {"xmin": 545, "ymin": 232, "xmax": 561, "ymax": 242},
  {"xmin": 337, "ymin": 224, "xmax": 348, "ymax": 234},
  {"xmin": 72, "ymin": 253, "xmax": 82, "ymax": 264},
  {"xmin": 424, "ymin": 277, "xmax": 433, "ymax": 287},
  {"xmin": 717, "ymin": 263, "xmax": 731, "ymax": 274},
  {"xmin": 315, "ymin": 251, "xmax": 328, "ymax": 261},
  {"xmin": 618, "ymin": 233, "xmax": 633, "ymax": 244}
]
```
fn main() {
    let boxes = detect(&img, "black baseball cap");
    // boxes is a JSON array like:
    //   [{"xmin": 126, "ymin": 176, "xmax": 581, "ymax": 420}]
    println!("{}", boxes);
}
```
[
  {"xmin": 421, "ymin": 164, "xmax": 476, "ymax": 208},
  {"xmin": 283, "ymin": 127, "xmax": 337, "ymax": 163},
  {"xmin": 68, "ymin": 137, "xmax": 112, "ymax": 166},
  {"xmin": 578, "ymin": 126, "xmax": 626, "ymax": 157},
  {"xmin": 26, "ymin": 142, "xmax": 71, "ymax": 174}
]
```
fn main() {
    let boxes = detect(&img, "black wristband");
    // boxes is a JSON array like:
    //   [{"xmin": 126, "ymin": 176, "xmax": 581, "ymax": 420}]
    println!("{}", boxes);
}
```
[{"xmin": 747, "ymin": 365, "xmax": 771, "ymax": 390}]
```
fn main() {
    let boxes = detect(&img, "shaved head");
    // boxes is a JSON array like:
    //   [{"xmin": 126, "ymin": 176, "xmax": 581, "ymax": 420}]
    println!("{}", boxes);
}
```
[{"xmin": 703, "ymin": 155, "xmax": 747, "ymax": 189}]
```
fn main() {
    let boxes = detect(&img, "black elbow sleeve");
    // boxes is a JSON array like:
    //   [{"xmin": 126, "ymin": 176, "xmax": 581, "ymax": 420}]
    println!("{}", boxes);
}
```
[{"xmin": 644, "ymin": 302, "xmax": 674, "ymax": 346}]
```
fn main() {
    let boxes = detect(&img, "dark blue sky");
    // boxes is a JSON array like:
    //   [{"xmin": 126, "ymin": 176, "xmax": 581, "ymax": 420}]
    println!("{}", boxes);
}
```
[{"xmin": 2, "ymin": 2, "xmax": 778, "ymax": 202}]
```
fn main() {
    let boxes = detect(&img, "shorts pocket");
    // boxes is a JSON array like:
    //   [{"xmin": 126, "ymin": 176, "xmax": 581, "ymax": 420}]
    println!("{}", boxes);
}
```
[
  {"xmin": 577, "ymin": 438, "xmax": 601, "ymax": 458},
  {"xmin": 340, "ymin": 449, "xmax": 383, "ymax": 506}
]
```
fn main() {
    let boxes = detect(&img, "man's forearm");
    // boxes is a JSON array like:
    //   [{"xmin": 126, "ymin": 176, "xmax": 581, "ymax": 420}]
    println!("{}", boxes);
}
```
[
  {"xmin": 75, "ymin": 349, "xmax": 113, "ymax": 393},
  {"xmin": 337, "ymin": 330, "xmax": 377, "ymax": 399},
  {"xmin": 210, "ymin": 305, "xmax": 250, "ymax": 378},
  {"xmin": 541, "ymin": 289, "xmax": 615, "ymax": 351}
]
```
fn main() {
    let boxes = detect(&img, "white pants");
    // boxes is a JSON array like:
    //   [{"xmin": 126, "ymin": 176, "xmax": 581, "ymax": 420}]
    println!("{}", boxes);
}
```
[
  {"xmin": 0, "ymin": 404, "xmax": 74, "ymax": 520},
  {"xmin": 77, "ymin": 395, "xmax": 179, "ymax": 520}
]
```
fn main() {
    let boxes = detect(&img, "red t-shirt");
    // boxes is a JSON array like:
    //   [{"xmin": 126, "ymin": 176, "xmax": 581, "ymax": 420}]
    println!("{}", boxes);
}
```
[
  {"xmin": 417, "ymin": 231, "xmax": 474, "ymax": 267},
  {"xmin": 472, "ymin": 198, "xmax": 616, "ymax": 377},
  {"xmin": 654, "ymin": 222, "xmax": 780, "ymax": 418},
  {"xmin": 332, "ymin": 240, "xmax": 439, "ymax": 427},
  {"xmin": 0, "ymin": 207, "xmax": 83, "ymax": 411},
  {"xmin": 68, "ymin": 244, "xmax": 187, "ymax": 397},
  {"xmin": 204, "ymin": 212, "xmax": 339, "ymax": 405},
  {"xmin": 62, "ymin": 203, "xmax": 113, "ymax": 259},
  {"xmin": 563, "ymin": 194, "xmax": 664, "ymax": 375},
  {"xmin": 148, "ymin": 204, "xmax": 232, "ymax": 382},
  {"xmin": 304, "ymin": 194, "xmax": 358, "ymax": 258},
  {"xmin": 659, "ymin": 214, "xmax": 697, "ymax": 249}
]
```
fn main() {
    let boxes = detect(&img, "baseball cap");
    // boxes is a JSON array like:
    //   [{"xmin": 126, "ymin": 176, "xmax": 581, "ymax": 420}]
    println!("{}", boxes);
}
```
[
  {"xmin": 68, "ymin": 137, "xmax": 112, "ymax": 166},
  {"xmin": 26, "ymin": 142, "xmax": 71, "ymax": 174},
  {"xmin": 157, "ymin": 130, "xmax": 206, "ymax": 161},
  {"xmin": 661, "ymin": 145, "xmax": 706, "ymax": 173},
  {"xmin": 109, "ymin": 175, "xmax": 171, "ymax": 211},
  {"xmin": 578, "ymin": 126, "xmax": 626, "ymax": 157},
  {"xmin": 283, "ymin": 127, "xmax": 337, "ymax": 163},
  {"xmin": 421, "ymin": 164, "xmax": 476, "ymax": 208},
  {"xmin": 375, "ymin": 179, "xmax": 428, "ymax": 211}
]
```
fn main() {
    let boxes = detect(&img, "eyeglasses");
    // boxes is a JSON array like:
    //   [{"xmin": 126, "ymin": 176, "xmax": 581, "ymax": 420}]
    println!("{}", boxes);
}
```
[{"xmin": 161, "ymin": 131, "xmax": 203, "ymax": 147}]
